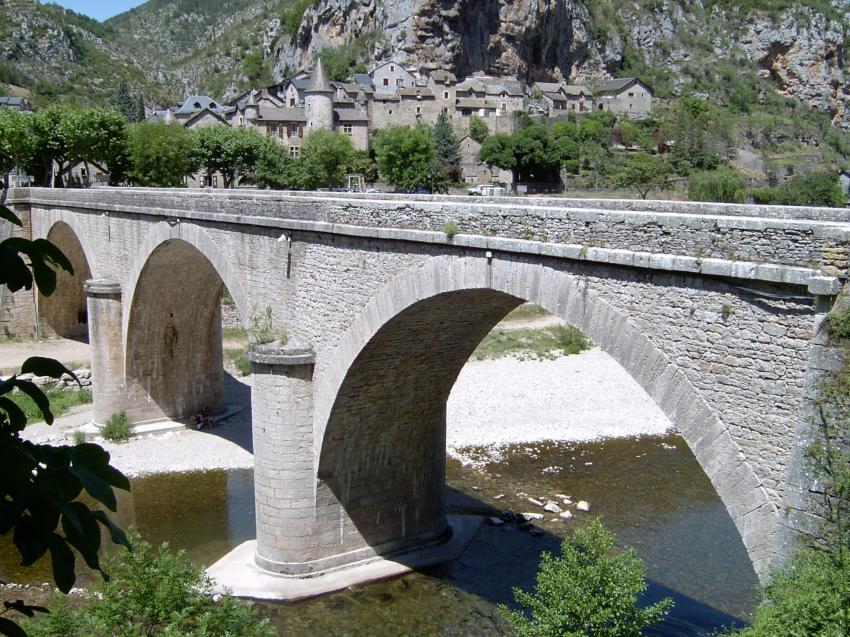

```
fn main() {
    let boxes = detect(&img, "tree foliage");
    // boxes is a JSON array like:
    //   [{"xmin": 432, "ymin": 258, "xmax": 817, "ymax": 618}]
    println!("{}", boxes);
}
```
[
  {"xmin": 688, "ymin": 167, "xmax": 747, "ymax": 203},
  {"xmin": 193, "ymin": 125, "xmax": 268, "ymax": 188},
  {"xmin": 468, "ymin": 115, "xmax": 489, "ymax": 143},
  {"xmin": 665, "ymin": 97, "xmax": 734, "ymax": 174},
  {"xmin": 373, "ymin": 124, "xmax": 437, "ymax": 191},
  {"xmin": 751, "ymin": 171, "xmax": 845, "ymax": 207},
  {"xmin": 613, "ymin": 152, "xmax": 673, "ymax": 199},
  {"xmin": 24, "ymin": 533, "xmax": 275, "ymax": 637},
  {"xmin": 126, "ymin": 122, "xmax": 198, "ymax": 187},
  {"xmin": 501, "ymin": 519, "xmax": 672, "ymax": 637},
  {"xmin": 432, "ymin": 110, "xmax": 460, "ymax": 168},
  {"xmin": 299, "ymin": 128, "xmax": 355, "ymax": 189},
  {"xmin": 110, "ymin": 80, "xmax": 144, "ymax": 124},
  {"xmin": 0, "ymin": 108, "xmax": 32, "ymax": 184}
]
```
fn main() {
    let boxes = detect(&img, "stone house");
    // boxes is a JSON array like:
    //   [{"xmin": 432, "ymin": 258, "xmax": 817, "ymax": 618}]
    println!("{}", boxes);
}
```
[
  {"xmin": 459, "ymin": 135, "xmax": 514, "ymax": 186},
  {"xmin": 594, "ymin": 77, "xmax": 653, "ymax": 118},
  {"xmin": 371, "ymin": 60, "xmax": 416, "ymax": 93}
]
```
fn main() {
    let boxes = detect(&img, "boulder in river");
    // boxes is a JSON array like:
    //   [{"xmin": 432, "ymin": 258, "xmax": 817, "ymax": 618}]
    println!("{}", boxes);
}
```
[{"xmin": 576, "ymin": 500, "xmax": 590, "ymax": 512}]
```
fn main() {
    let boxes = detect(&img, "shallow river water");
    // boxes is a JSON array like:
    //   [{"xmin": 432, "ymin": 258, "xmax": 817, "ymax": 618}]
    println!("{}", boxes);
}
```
[{"xmin": 1, "ymin": 432, "xmax": 757, "ymax": 635}]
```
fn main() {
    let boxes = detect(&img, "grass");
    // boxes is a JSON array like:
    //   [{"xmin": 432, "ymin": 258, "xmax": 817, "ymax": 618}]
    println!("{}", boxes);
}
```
[
  {"xmin": 9, "ymin": 387, "xmax": 92, "ymax": 424},
  {"xmin": 222, "ymin": 327, "xmax": 249, "ymax": 343},
  {"xmin": 503, "ymin": 303, "xmax": 551, "ymax": 322},
  {"xmin": 225, "ymin": 348, "xmax": 251, "ymax": 376},
  {"xmin": 472, "ymin": 324, "xmax": 592, "ymax": 361}
]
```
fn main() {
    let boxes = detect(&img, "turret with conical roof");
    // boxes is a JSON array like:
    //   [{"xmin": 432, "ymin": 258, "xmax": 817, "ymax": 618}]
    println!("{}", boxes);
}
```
[
  {"xmin": 162, "ymin": 107, "xmax": 175, "ymax": 125},
  {"xmin": 243, "ymin": 90, "xmax": 260, "ymax": 123},
  {"xmin": 305, "ymin": 58, "xmax": 334, "ymax": 132}
]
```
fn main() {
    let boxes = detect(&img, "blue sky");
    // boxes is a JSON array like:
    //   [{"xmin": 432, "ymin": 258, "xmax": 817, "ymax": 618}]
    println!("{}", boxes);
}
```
[{"xmin": 51, "ymin": 1, "xmax": 146, "ymax": 21}]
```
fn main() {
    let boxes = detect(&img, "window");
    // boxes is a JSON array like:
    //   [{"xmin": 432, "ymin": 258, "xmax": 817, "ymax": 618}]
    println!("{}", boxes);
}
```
[
  {"xmin": 444, "ymin": 91, "xmax": 449, "ymax": 99},
  {"xmin": 628, "ymin": 92, "xmax": 635, "ymax": 97},
  {"xmin": 388, "ymin": 109, "xmax": 393, "ymax": 115},
  {"xmin": 416, "ymin": 106, "xmax": 421, "ymax": 115},
  {"xmin": 397, "ymin": 78, "xmax": 403, "ymax": 86},
  {"xmin": 270, "ymin": 124, "xmax": 278, "ymax": 135},
  {"xmin": 383, "ymin": 78, "xmax": 389, "ymax": 86},
  {"xmin": 390, "ymin": 65, "xmax": 395, "ymax": 71},
  {"xmin": 289, "ymin": 146, "xmax": 300, "ymax": 158},
  {"xmin": 461, "ymin": 109, "xmax": 470, "ymax": 117},
  {"xmin": 343, "ymin": 123, "xmax": 353, "ymax": 135},
  {"xmin": 289, "ymin": 98, "xmax": 296, "ymax": 107},
  {"xmin": 500, "ymin": 102, "xmax": 507, "ymax": 111}
]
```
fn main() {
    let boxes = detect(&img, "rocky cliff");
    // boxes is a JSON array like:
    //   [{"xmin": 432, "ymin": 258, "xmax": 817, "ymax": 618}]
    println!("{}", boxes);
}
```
[{"xmin": 2, "ymin": 0, "xmax": 849, "ymax": 126}]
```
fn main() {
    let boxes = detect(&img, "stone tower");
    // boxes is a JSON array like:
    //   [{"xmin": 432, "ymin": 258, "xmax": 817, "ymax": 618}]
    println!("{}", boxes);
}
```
[
  {"xmin": 305, "ymin": 58, "xmax": 334, "ymax": 132},
  {"xmin": 243, "ymin": 91, "xmax": 259, "ymax": 124}
]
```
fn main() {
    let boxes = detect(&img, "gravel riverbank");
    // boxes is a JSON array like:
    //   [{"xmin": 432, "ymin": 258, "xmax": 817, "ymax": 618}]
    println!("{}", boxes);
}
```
[{"xmin": 21, "ymin": 347, "xmax": 671, "ymax": 477}]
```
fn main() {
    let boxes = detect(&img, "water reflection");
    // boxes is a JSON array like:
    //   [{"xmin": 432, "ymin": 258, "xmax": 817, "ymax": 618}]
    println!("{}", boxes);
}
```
[{"xmin": 0, "ymin": 433, "xmax": 757, "ymax": 635}]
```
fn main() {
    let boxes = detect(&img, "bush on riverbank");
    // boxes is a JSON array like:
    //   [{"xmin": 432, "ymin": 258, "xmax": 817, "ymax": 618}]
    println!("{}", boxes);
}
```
[
  {"xmin": 24, "ymin": 533, "xmax": 275, "ymax": 637},
  {"xmin": 101, "ymin": 411, "xmax": 131, "ymax": 442},
  {"xmin": 501, "ymin": 519, "xmax": 672, "ymax": 636}
]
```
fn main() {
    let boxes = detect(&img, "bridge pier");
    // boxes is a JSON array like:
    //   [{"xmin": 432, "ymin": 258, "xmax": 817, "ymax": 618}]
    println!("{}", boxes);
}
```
[
  {"xmin": 247, "ymin": 339, "xmax": 321, "ymax": 573},
  {"xmin": 207, "ymin": 338, "xmax": 479, "ymax": 599},
  {"xmin": 84, "ymin": 279, "xmax": 126, "ymax": 426}
]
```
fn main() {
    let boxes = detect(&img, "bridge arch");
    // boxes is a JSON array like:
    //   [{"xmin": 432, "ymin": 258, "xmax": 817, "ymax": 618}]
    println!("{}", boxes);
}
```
[
  {"xmin": 316, "ymin": 254, "xmax": 777, "ymax": 578},
  {"xmin": 122, "ymin": 222, "xmax": 250, "ymax": 423},
  {"xmin": 37, "ymin": 219, "xmax": 95, "ymax": 339}
]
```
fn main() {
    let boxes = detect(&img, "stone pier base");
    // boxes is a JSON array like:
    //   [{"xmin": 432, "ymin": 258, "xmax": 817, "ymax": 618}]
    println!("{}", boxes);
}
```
[{"xmin": 206, "ymin": 514, "xmax": 482, "ymax": 601}]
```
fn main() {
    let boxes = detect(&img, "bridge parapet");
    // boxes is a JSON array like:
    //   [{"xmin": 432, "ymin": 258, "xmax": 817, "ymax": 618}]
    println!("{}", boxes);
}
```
[{"xmin": 13, "ymin": 188, "xmax": 850, "ymax": 277}]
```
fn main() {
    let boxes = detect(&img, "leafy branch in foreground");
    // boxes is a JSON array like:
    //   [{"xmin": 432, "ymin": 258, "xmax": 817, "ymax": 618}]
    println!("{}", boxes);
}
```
[{"xmin": 0, "ymin": 196, "xmax": 131, "ymax": 637}]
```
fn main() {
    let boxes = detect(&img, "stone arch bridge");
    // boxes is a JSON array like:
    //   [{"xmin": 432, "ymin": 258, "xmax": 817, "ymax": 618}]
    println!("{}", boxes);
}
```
[{"xmin": 4, "ymin": 188, "xmax": 849, "ymax": 591}]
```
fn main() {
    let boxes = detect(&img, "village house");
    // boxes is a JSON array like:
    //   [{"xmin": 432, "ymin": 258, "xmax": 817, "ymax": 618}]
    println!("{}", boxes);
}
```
[
  {"xmin": 146, "ymin": 56, "xmax": 653, "ymax": 187},
  {"xmin": 593, "ymin": 77, "xmax": 653, "ymax": 117}
]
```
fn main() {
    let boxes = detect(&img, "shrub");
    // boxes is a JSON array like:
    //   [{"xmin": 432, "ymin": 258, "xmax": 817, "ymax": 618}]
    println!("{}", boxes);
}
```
[
  {"xmin": 688, "ymin": 167, "xmax": 746, "ymax": 203},
  {"xmin": 8, "ymin": 387, "xmax": 91, "ymax": 423},
  {"xmin": 751, "ymin": 171, "xmax": 846, "ymax": 207},
  {"xmin": 827, "ymin": 304, "xmax": 850, "ymax": 341},
  {"xmin": 25, "ymin": 533, "xmax": 275, "ymax": 637},
  {"xmin": 100, "ymin": 411, "xmax": 131, "ymax": 442},
  {"xmin": 501, "ymin": 519, "xmax": 672, "ymax": 637},
  {"xmin": 443, "ymin": 220, "xmax": 459, "ymax": 238}
]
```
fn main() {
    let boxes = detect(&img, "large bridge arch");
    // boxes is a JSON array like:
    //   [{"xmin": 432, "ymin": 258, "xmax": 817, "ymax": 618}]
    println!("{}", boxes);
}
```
[
  {"xmin": 315, "ymin": 253, "xmax": 778, "ymax": 578},
  {"xmin": 37, "ymin": 219, "xmax": 95, "ymax": 339},
  {"xmin": 122, "ymin": 222, "xmax": 251, "ymax": 423}
]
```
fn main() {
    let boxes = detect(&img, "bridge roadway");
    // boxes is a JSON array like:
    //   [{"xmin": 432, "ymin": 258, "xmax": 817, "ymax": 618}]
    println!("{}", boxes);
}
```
[{"xmin": 4, "ymin": 187, "xmax": 849, "ymax": 595}]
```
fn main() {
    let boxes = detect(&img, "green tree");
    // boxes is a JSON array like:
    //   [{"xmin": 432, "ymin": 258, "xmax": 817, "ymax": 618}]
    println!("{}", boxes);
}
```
[
  {"xmin": 111, "ymin": 80, "xmax": 143, "ymax": 123},
  {"xmin": 61, "ymin": 107, "xmax": 129, "ymax": 186},
  {"xmin": 751, "ymin": 171, "xmax": 846, "ymax": 207},
  {"xmin": 24, "ymin": 103, "xmax": 74, "ymax": 187},
  {"xmin": 432, "ymin": 110, "xmax": 460, "ymax": 168},
  {"xmin": 0, "ymin": 108, "xmax": 33, "ymax": 186},
  {"xmin": 24, "ymin": 533, "xmax": 275, "ymax": 637},
  {"xmin": 510, "ymin": 123, "xmax": 560, "ymax": 183},
  {"xmin": 126, "ymin": 122, "xmax": 198, "ymax": 187},
  {"xmin": 242, "ymin": 49, "xmax": 272, "ymax": 87},
  {"xmin": 665, "ymin": 98, "xmax": 734, "ymax": 174},
  {"xmin": 478, "ymin": 133, "xmax": 515, "ymax": 170},
  {"xmin": 614, "ymin": 152, "xmax": 672, "ymax": 199},
  {"xmin": 350, "ymin": 148, "xmax": 379, "ymax": 183},
  {"xmin": 501, "ymin": 519, "xmax": 672, "ymax": 637},
  {"xmin": 0, "ymin": 197, "xmax": 131, "ymax": 637},
  {"xmin": 193, "ymin": 125, "xmax": 267, "ymax": 189},
  {"xmin": 299, "ymin": 128, "xmax": 355, "ymax": 188},
  {"xmin": 688, "ymin": 167, "xmax": 747, "ymax": 203},
  {"xmin": 251, "ymin": 138, "xmax": 296, "ymax": 189},
  {"xmin": 468, "ymin": 115, "xmax": 489, "ymax": 143},
  {"xmin": 373, "ymin": 125, "xmax": 436, "ymax": 191}
]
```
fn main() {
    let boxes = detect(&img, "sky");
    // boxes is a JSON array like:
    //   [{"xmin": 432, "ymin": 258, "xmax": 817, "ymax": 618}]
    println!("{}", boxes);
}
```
[{"xmin": 51, "ymin": 1, "xmax": 146, "ymax": 22}]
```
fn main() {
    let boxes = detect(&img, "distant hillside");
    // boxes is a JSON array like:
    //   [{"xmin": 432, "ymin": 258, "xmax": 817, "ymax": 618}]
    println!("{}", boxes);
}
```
[
  {"xmin": 0, "ymin": 0, "xmax": 167, "ymax": 103},
  {"xmin": 1, "ymin": 0, "xmax": 849, "ymax": 134}
]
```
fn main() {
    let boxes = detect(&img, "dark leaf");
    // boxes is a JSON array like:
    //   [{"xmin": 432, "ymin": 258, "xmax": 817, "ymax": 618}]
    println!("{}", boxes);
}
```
[
  {"xmin": 90, "ymin": 510, "xmax": 130, "ymax": 548},
  {"xmin": 0, "ymin": 248, "xmax": 33, "ymax": 292},
  {"xmin": 0, "ymin": 617, "xmax": 28, "ymax": 637},
  {"xmin": 20, "ymin": 357, "xmax": 78, "ymax": 385},
  {"xmin": 30, "ymin": 260, "xmax": 56, "ymax": 297},
  {"xmin": 69, "ymin": 465, "xmax": 117, "ymax": 511},
  {"xmin": 46, "ymin": 533, "xmax": 76, "ymax": 593},
  {"xmin": 3, "ymin": 599, "xmax": 48, "ymax": 617},
  {"xmin": 0, "ymin": 203, "xmax": 22, "ymax": 227},
  {"xmin": 0, "ymin": 397, "xmax": 27, "ymax": 432},
  {"xmin": 12, "ymin": 380, "xmax": 52, "ymax": 425},
  {"xmin": 61, "ymin": 503, "xmax": 102, "ymax": 573},
  {"xmin": 68, "ymin": 444, "xmax": 130, "ymax": 491},
  {"xmin": 30, "ymin": 239, "xmax": 73, "ymax": 276}
]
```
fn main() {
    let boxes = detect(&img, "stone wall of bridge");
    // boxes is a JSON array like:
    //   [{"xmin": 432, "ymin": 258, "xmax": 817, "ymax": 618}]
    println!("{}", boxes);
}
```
[{"xmin": 5, "ymin": 187, "xmax": 849, "ymax": 582}]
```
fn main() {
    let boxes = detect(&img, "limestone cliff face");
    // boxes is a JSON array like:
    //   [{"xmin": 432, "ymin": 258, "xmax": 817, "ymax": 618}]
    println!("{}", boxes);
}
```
[{"xmin": 271, "ymin": 0, "xmax": 850, "ymax": 124}]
